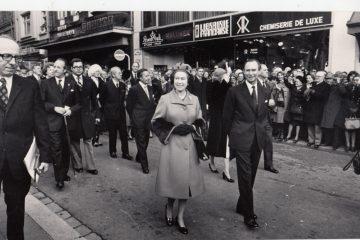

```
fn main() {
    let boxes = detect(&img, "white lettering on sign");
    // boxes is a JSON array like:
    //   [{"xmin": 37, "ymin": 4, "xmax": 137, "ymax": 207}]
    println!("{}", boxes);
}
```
[
  {"xmin": 260, "ymin": 21, "xmax": 293, "ymax": 31},
  {"xmin": 195, "ymin": 19, "xmax": 229, "ymax": 39},
  {"xmin": 142, "ymin": 31, "xmax": 163, "ymax": 47},
  {"xmin": 56, "ymin": 29, "xmax": 75, "ymax": 38},
  {"xmin": 305, "ymin": 16, "xmax": 323, "ymax": 25},
  {"xmin": 237, "ymin": 16, "xmax": 250, "ymax": 34}
]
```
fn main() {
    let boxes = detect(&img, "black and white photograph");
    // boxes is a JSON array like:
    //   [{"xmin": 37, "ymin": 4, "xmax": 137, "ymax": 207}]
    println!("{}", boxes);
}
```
[{"xmin": 1, "ymin": 0, "xmax": 360, "ymax": 239}]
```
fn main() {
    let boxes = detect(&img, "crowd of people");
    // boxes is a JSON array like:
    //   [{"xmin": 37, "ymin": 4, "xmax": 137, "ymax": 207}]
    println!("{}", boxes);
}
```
[{"xmin": 2, "ymin": 33, "xmax": 360, "ymax": 239}]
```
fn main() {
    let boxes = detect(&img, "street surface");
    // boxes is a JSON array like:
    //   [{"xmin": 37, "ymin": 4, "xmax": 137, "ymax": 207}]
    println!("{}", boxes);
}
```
[{"xmin": 4, "ymin": 136, "xmax": 360, "ymax": 239}]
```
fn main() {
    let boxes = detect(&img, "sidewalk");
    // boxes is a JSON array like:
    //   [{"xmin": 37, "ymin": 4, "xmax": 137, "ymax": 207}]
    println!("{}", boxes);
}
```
[
  {"xmin": 0, "ymin": 196, "xmax": 52, "ymax": 240},
  {"xmin": 0, "ymin": 190, "xmax": 87, "ymax": 240}
]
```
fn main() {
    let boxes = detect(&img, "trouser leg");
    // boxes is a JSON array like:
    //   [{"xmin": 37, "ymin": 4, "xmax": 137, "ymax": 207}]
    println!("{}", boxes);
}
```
[{"xmin": 83, "ymin": 138, "xmax": 96, "ymax": 170}]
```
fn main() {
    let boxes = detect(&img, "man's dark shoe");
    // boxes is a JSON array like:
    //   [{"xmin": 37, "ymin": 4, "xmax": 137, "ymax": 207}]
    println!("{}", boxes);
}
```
[
  {"xmin": 244, "ymin": 218, "xmax": 259, "ymax": 229},
  {"xmin": 307, "ymin": 142, "xmax": 314, "ymax": 147},
  {"xmin": 75, "ymin": 168, "xmax": 83, "ymax": 173},
  {"xmin": 236, "ymin": 209, "xmax": 257, "ymax": 219},
  {"xmin": 122, "ymin": 153, "xmax": 133, "ymax": 160},
  {"xmin": 110, "ymin": 152, "xmax": 118, "ymax": 158},
  {"xmin": 64, "ymin": 175, "xmax": 71, "ymax": 181},
  {"xmin": 142, "ymin": 168, "xmax": 150, "ymax": 174},
  {"xmin": 56, "ymin": 181, "xmax": 64, "ymax": 189},
  {"xmin": 314, "ymin": 145, "xmax": 320, "ymax": 149},
  {"xmin": 264, "ymin": 167, "xmax": 279, "ymax": 174},
  {"xmin": 87, "ymin": 169, "xmax": 98, "ymax": 175}
]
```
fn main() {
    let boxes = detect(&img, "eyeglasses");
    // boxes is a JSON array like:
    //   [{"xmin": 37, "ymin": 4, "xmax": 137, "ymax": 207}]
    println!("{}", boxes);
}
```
[
  {"xmin": 72, "ymin": 66, "xmax": 83, "ymax": 69},
  {"xmin": 0, "ymin": 54, "xmax": 22, "ymax": 63}
]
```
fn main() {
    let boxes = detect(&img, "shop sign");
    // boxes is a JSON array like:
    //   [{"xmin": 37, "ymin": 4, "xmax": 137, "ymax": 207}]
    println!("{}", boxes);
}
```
[
  {"xmin": 19, "ymin": 47, "xmax": 44, "ymax": 56},
  {"xmin": 56, "ymin": 29, "xmax": 76, "ymax": 38},
  {"xmin": 194, "ymin": 16, "xmax": 231, "ymax": 40},
  {"xmin": 114, "ymin": 49, "xmax": 126, "ymax": 61},
  {"xmin": 57, "ymin": 25, "xmax": 67, "ymax": 31},
  {"xmin": 81, "ymin": 15, "xmax": 114, "ymax": 34},
  {"xmin": 232, "ymin": 12, "xmax": 332, "ymax": 37},
  {"xmin": 140, "ymin": 23, "xmax": 193, "ymax": 48}
]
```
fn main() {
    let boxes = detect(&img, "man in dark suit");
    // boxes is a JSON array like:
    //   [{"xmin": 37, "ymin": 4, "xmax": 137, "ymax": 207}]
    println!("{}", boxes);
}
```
[
  {"xmin": 258, "ymin": 64, "xmax": 279, "ymax": 174},
  {"xmin": 304, "ymin": 70, "xmax": 330, "ymax": 149},
  {"xmin": 27, "ymin": 63, "xmax": 43, "ymax": 85},
  {"xmin": 223, "ymin": 59, "xmax": 268, "ymax": 229},
  {"xmin": 100, "ymin": 66, "xmax": 133, "ymax": 160},
  {"xmin": 68, "ymin": 58, "xmax": 99, "ymax": 175},
  {"xmin": 0, "ymin": 36, "xmax": 51, "ymax": 240},
  {"xmin": 188, "ymin": 67, "xmax": 207, "ymax": 119},
  {"xmin": 126, "ymin": 69, "xmax": 155, "ymax": 174},
  {"xmin": 40, "ymin": 58, "xmax": 81, "ymax": 189},
  {"xmin": 129, "ymin": 62, "xmax": 140, "ymax": 86}
]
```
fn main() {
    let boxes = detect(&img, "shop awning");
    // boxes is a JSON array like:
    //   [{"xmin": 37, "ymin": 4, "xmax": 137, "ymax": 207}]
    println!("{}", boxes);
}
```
[{"xmin": 347, "ymin": 12, "xmax": 360, "ymax": 35}]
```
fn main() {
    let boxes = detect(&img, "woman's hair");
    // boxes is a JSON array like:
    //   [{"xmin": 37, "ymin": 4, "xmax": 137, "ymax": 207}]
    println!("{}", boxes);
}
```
[
  {"xmin": 276, "ymin": 71, "xmax": 285, "ymax": 82},
  {"xmin": 88, "ymin": 64, "xmax": 102, "ymax": 77},
  {"xmin": 347, "ymin": 71, "xmax": 359, "ymax": 81},
  {"xmin": 170, "ymin": 69, "xmax": 190, "ymax": 85},
  {"xmin": 42, "ymin": 62, "xmax": 54, "ymax": 75}
]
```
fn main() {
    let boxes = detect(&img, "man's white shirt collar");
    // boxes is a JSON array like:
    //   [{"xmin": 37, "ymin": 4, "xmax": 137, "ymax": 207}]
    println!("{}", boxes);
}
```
[{"xmin": 245, "ymin": 80, "xmax": 258, "ymax": 95}]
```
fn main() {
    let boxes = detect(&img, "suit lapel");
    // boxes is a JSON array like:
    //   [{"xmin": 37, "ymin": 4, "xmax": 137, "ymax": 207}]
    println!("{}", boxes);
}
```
[
  {"xmin": 62, "ymin": 77, "xmax": 70, "ymax": 101},
  {"xmin": 6, "ymin": 75, "xmax": 23, "ymax": 113},
  {"xmin": 257, "ymin": 81, "xmax": 265, "ymax": 114},
  {"xmin": 49, "ymin": 77, "xmax": 63, "ymax": 102}
]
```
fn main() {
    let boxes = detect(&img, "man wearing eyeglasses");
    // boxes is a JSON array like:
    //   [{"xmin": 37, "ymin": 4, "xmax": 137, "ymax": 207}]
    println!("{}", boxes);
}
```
[
  {"xmin": 0, "ymin": 36, "xmax": 51, "ymax": 240},
  {"xmin": 68, "ymin": 58, "xmax": 100, "ymax": 175}
]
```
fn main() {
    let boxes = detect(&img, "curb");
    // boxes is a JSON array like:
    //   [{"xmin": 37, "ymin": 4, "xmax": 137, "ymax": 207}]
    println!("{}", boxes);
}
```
[{"xmin": 29, "ymin": 186, "xmax": 103, "ymax": 240}]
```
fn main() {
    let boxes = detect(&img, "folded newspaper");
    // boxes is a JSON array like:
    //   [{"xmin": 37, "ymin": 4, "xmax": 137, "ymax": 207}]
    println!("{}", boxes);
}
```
[{"xmin": 23, "ymin": 137, "xmax": 40, "ymax": 182}]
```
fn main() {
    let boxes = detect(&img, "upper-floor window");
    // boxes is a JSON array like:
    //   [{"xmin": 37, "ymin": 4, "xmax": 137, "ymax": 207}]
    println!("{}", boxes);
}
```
[
  {"xmin": 70, "ymin": 11, "xmax": 79, "ymax": 16},
  {"xmin": 192, "ymin": 11, "xmax": 232, "ymax": 20},
  {"xmin": 57, "ymin": 11, "xmax": 68, "ymax": 19},
  {"xmin": 143, "ymin": 11, "xmax": 156, "ymax": 28},
  {"xmin": 22, "ymin": 12, "xmax": 31, "ymax": 36},
  {"xmin": 158, "ymin": 11, "xmax": 189, "ymax": 26}
]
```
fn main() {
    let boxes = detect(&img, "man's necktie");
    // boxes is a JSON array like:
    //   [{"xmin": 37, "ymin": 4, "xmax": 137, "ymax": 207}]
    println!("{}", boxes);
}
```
[
  {"xmin": 58, "ymin": 79, "xmax": 63, "ymax": 93},
  {"xmin": 116, "ymin": 83, "xmax": 119, "ymax": 88},
  {"xmin": 144, "ymin": 86, "xmax": 150, "ymax": 99},
  {"xmin": 0, "ymin": 78, "xmax": 9, "ymax": 109},
  {"xmin": 252, "ymin": 86, "xmax": 258, "ymax": 111},
  {"xmin": 77, "ymin": 76, "xmax": 82, "ymax": 89}
]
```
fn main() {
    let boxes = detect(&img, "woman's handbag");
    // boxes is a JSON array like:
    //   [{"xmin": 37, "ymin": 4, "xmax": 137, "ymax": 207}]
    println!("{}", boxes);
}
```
[
  {"xmin": 289, "ymin": 103, "xmax": 304, "ymax": 115},
  {"xmin": 344, "ymin": 116, "xmax": 360, "ymax": 130},
  {"xmin": 343, "ymin": 150, "xmax": 360, "ymax": 175},
  {"xmin": 192, "ymin": 128, "xmax": 209, "ymax": 161}
]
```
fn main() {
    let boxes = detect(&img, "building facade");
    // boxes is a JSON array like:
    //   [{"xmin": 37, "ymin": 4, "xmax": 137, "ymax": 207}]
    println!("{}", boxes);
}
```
[
  {"xmin": 40, "ymin": 11, "xmax": 132, "ymax": 71},
  {"xmin": 136, "ymin": 11, "xmax": 360, "ymax": 73},
  {"xmin": 13, "ymin": 11, "xmax": 49, "ymax": 68},
  {"xmin": 0, "ymin": 11, "xmax": 15, "ymax": 38}
]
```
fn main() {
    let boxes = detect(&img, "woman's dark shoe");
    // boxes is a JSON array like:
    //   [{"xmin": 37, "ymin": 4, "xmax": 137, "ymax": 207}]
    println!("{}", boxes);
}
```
[
  {"xmin": 345, "ymin": 146, "xmax": 350, "ymax": 152},
  {"xmin": 351, "ymin": 147, "xmax": 356, "ymax": 152},
  {"xmin": 285, "ymin": 137, "xmax": 291, "ymax": 142},
  {"xmin": 209, "ymin": 163, "xmax": 219, "ymax": 173},
  {"xmin": 164, "ymin": 204, "xmax": 174, "ymax": 226},
  {"xmin": 222, "ymin": 172, "xmax": 234, "ymax": 183},
  {"xmin": 293, "ymin": 139, "xmax": 299, "ymax": 144},
  {"xmin": 176, "ymin": 218, "xmax": 188, "ymax": 234}
]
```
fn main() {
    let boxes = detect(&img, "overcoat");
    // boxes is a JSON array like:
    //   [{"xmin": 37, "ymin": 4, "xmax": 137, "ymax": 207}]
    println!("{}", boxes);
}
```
[
  {"xmin": 152, "ymin": 90, "xmax": 205, "ymax": 199},
  {"xmin": 303, "ymin": 81, "xmax": 331, "ymax": 125},
  {"xmin": 272, "ymin": 84, "xmax": 290, "ymax": 123},
  {"xmin": 206, "ymin": 80, "xmax": 231, "ymax": 157}
]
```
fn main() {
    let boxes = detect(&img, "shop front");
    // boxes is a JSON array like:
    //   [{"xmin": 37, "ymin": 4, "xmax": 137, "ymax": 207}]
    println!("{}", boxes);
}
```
[
  {"xmin": 232, "ymin": 12, "xmax": 332, "ymax": 71},
  {"xmin": 140, "ymin": 12, "xmax": 333, "ymax": 72},
  {"xmin": 41, "ymin": 13, "xmax": 132, "ymax": 70}
]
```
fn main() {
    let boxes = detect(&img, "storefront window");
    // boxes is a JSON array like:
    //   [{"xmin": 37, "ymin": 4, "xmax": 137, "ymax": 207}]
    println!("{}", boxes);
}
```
[
  {"xmin": 143, "ymin": 11, "xmax": 156, "ymax": 28},
  {"xmin": 192, "ymin": 11, "xmax": 232, "ymax": 20},
  {"xmin": 57, "ymin": 11, "xmax": 67, "ymax": 20},
  {"xmin": 158, "ymin": 11, "xmax": 189, "ymax": 26},
  {"xmin": 234, "ymin": 30, "xmax": 330, "ymax": 71}
]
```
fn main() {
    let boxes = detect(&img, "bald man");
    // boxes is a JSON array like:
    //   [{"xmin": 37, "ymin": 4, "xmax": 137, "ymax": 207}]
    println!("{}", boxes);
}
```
[
  {"xmin": 0, "ymin": 36, "xmax": 51, "ymax": 240},
  {"xmin": 100, "ymin": 67, "xmax": 133, "ymax": 160}
]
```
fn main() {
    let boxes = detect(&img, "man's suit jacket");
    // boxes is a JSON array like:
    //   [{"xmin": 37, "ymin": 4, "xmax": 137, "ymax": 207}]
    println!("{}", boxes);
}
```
[
  {"xmin": 100, "ymin": 80, "xmax": 127, "ymax": 121},
  {"xmin": 223, "ymin": 80, "xmax": 268, "ymax": 152},
  {"xmin": 0, "ymin": 75, "xmax": 51, "ymax": 180},
  {"xmin": 69, "ymin": 75, "xmax": 99, "ymax": 139},
  {"xmin": 188, "ymin": 76, "xmax": 207, "ymax": 118},
  {"xmin": 129, "ymin": 72, "xmax": 138, "ymax": 86},
  {"xmin": 27, "ymin": 74, "xmax": 42, "ymax": 85},
  {"xmin": 40, "ymin": 76, "xmax": 81, "ymax": 132},
  {"xmin": 126, "ymin": 83, "xmax": 155, "ymax": 129}
]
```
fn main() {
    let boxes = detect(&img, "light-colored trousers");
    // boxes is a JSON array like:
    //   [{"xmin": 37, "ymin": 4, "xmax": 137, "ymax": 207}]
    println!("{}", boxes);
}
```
[
  {"xmin": 70, "ymin": 138, "xmax": 96, "ymax": 170},
  {"xmin": 307, "ymin": 124, "xmax": 322, "ymax": 145}
]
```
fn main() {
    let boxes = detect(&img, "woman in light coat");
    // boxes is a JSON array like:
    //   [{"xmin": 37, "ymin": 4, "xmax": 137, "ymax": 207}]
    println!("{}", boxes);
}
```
[{"xmin": 152, "ymin": 69, "xmax": 205, "ymax": 235}]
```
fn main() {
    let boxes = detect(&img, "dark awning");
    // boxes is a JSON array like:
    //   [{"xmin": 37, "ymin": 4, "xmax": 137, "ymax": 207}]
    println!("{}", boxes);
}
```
[{"xmin": 347, "ymin": 12, "xmax": 360, "ymax": 35}]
